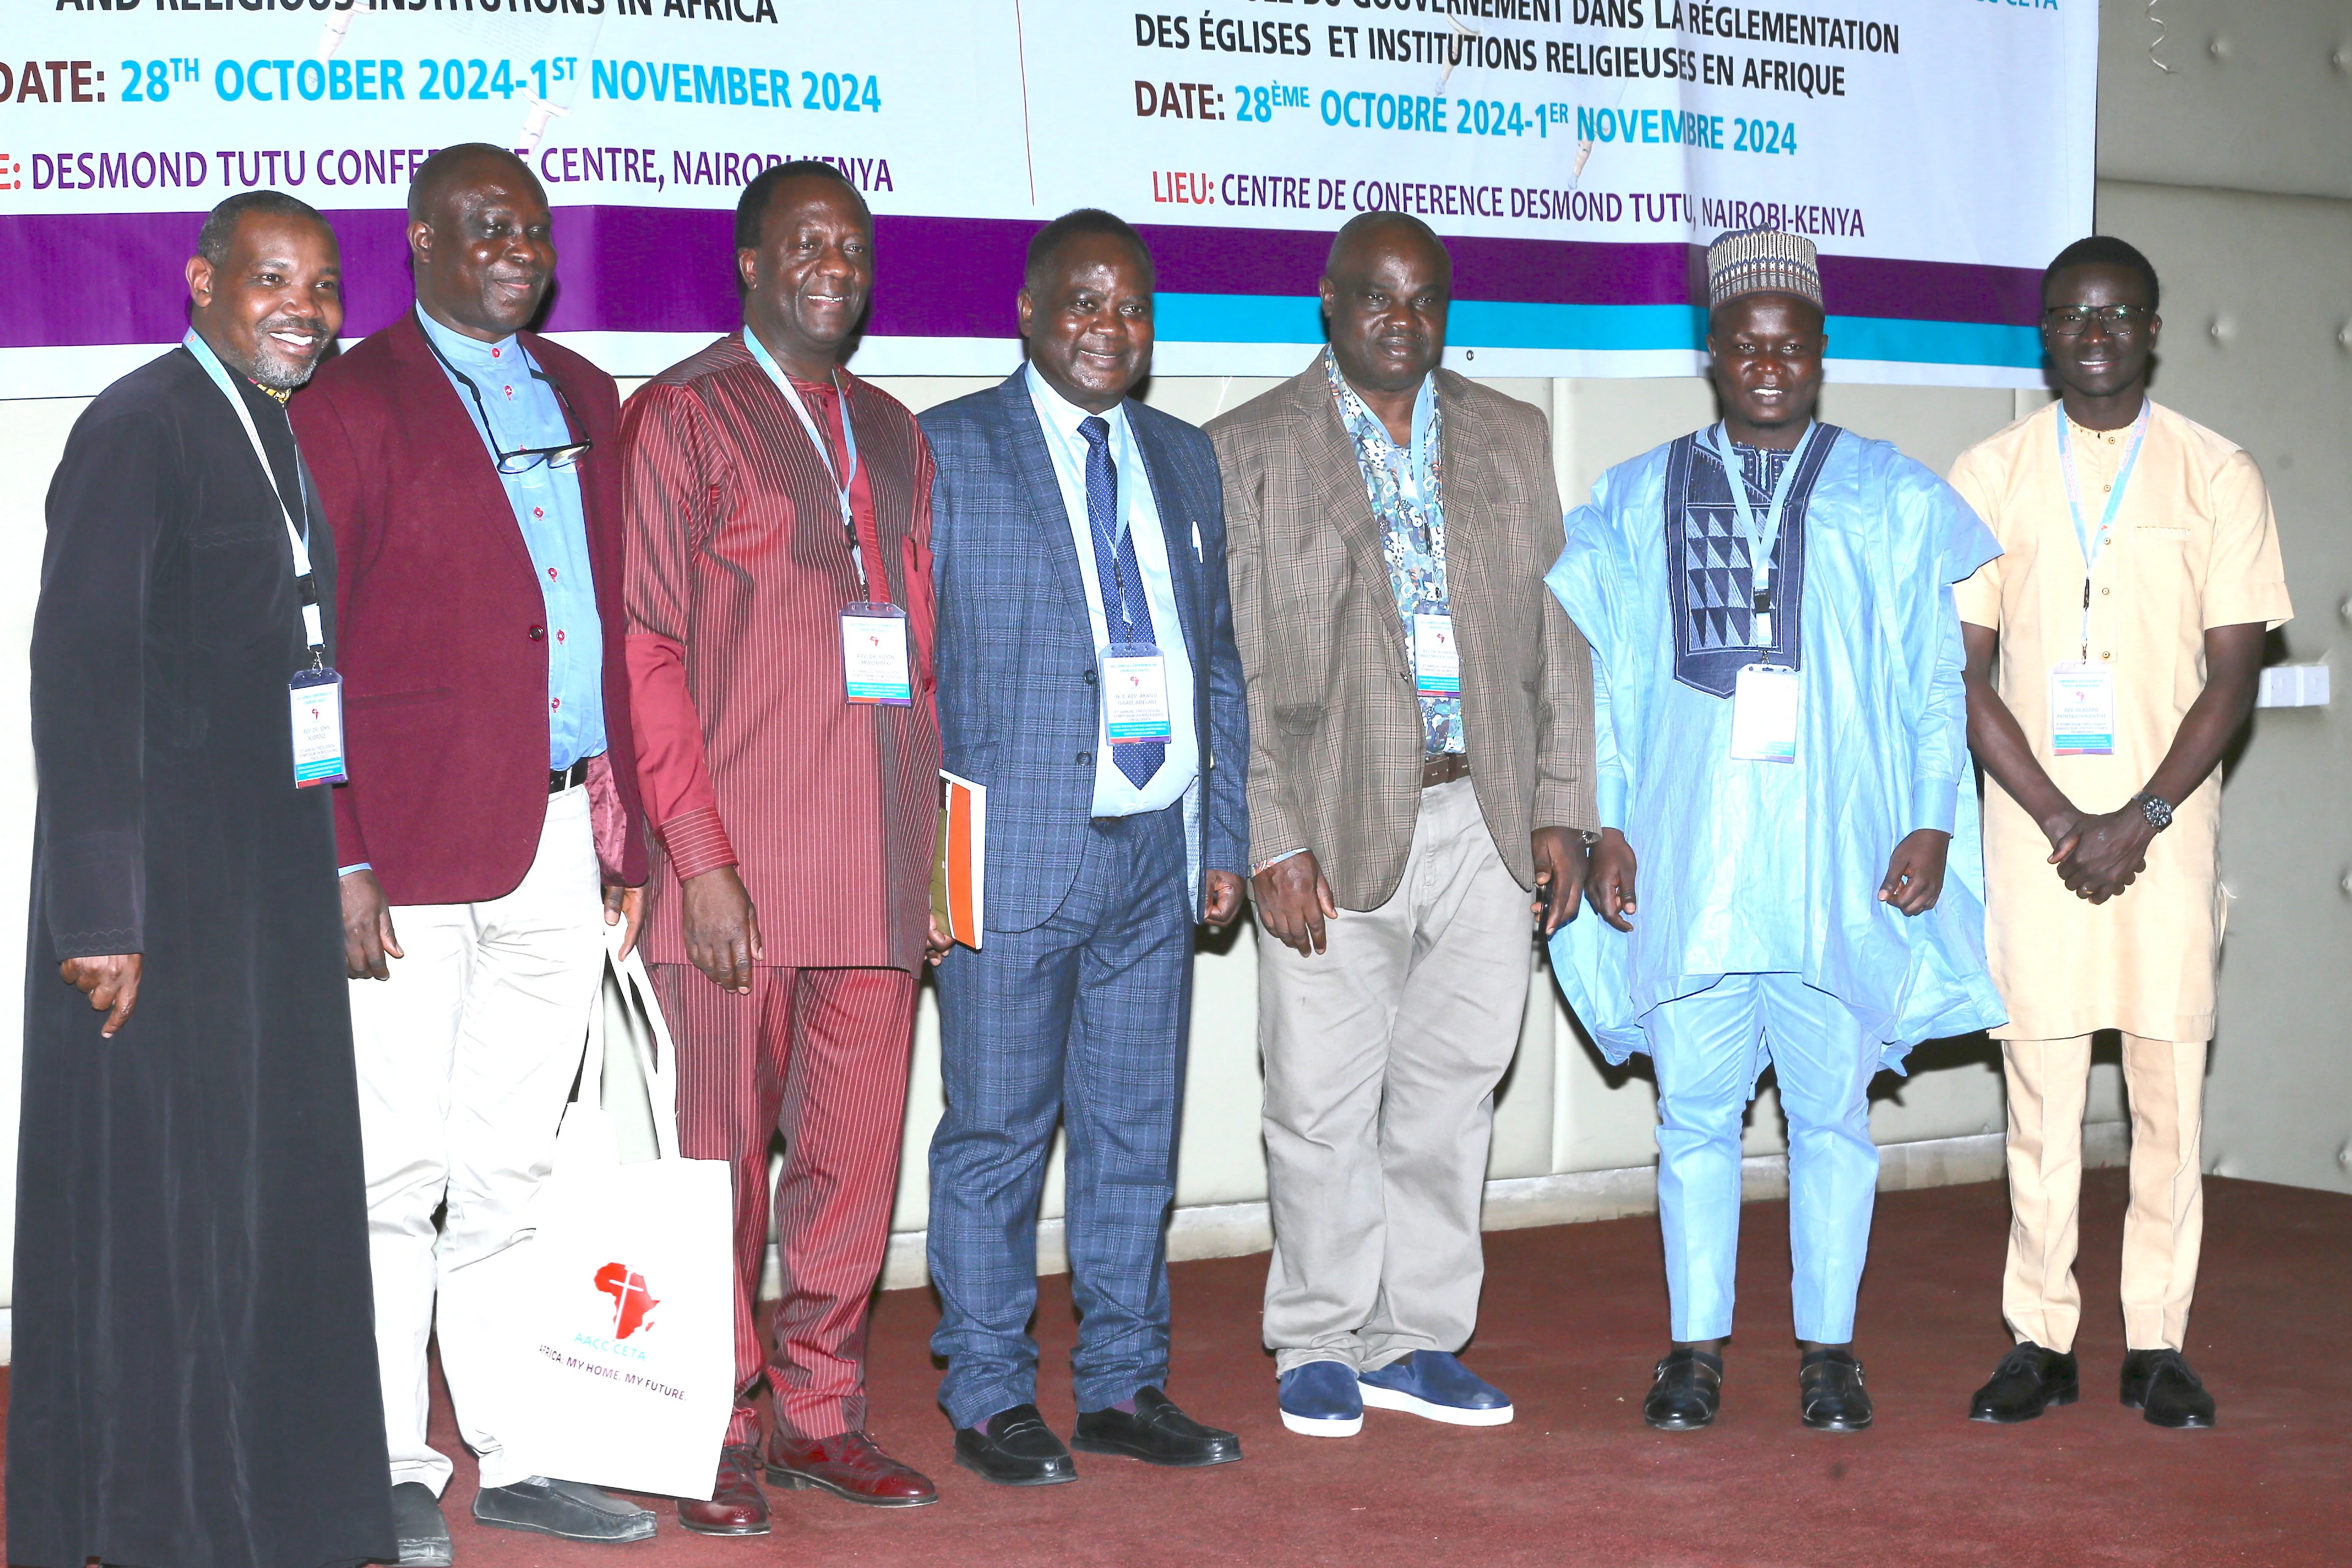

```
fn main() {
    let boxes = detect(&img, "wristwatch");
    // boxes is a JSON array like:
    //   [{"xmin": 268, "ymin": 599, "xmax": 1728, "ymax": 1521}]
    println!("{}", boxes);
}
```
[{"xmin": 2135, "ymin": 793, "xmax": 2174, "ymax": 832}]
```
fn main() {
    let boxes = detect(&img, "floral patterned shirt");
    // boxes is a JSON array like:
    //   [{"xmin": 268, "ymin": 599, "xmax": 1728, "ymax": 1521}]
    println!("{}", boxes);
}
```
[{"xmin": 1326, "ymin": 349, "xmax": 1463, "ymax": 756}]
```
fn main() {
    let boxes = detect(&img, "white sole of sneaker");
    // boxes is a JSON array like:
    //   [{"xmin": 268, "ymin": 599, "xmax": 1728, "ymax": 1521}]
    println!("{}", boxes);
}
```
[
  {"xmin": 1358, "ymin": 1385, "xmax": 1515, "ymax": 1427},
  {"xmin": 1278, "ymin": 1408, "xmax": 1363, "ymax": 1438}
]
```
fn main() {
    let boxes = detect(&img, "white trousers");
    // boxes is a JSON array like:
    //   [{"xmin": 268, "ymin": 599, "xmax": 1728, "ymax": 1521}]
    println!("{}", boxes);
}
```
[{"xmin": 350, "ymin": 786, "xmax": 605, "ymax": 1494}]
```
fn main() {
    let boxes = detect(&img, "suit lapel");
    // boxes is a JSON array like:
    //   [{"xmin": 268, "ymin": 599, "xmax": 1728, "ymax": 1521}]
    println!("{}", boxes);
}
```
[
  {"xmin": 993, "ymin": 371, "xmax": 1091, "ymax": 621},
  {"xmin": 387, "ymin": 314, "xmax": 538, "ymax": 580},
  {"xmin": 1432, "ymin": 371, "xmax": 1493, "ymax": 657},
  {"xmin": 1294, "ymin": 360, "xmax": 1410, "ymax": 667}
]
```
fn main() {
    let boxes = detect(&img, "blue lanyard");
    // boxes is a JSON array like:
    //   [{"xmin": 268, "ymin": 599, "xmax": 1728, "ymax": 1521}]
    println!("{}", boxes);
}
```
[
  {"xmin": 2056, "ymin": 400, "xmax": 2150, "ymax": 658},
  {"xmin": 1696, "ymin": 421, "xmax": 1817, "ymax": 614}
]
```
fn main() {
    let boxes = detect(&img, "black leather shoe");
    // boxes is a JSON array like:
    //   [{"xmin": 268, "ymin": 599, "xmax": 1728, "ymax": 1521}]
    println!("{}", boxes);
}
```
[
  {"xmin": 1072, "ymin": 1387, "xmax": 1242, "ymax": 1468},
  {"xmin": 952, "ymin": 1403, "xmax": 1079, "ymax": 1487},
  {"xmin": 2122, "ymin": 1349, "xmax": 2216, "ymax": 1429},
  {"xmin": 473, "ymin": 1477, "xmax": 658, "ymax": 1542},
  {"xmin": 1798, "ymin": 1348, "xmax": 1873, "ymax": 1431},
  {"xmin": 390, "ymin": 1482, "xmax": 454, "ymax": 1568},
  {"xmin": 1642, "ymin": 1348, "xmax": 1723, "ymax": 1431},
  {"xmin": 1969, "ymin": 1342, "xmax": 2079, "ymax": 1423}
]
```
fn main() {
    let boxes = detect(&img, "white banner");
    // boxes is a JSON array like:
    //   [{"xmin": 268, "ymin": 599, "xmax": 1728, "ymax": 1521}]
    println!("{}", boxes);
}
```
[{"xmin": 0, "ymin": 0, "xmax": 2095, "ymax": 394}]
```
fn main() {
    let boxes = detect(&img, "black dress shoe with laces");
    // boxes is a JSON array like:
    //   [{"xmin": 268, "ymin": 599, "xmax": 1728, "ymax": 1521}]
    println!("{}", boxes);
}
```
[
  {"xmin": 2121, "ymin": 1349, "xmax": 2216, "ymax": 1429},
  {"xmin": 953, "ymin": 1403, "xmax": 1079, "ymax": 1486},
  {"xmin": 1642, "ymin": 1348, "xmax": 1724, "ymax": 1431},
  {"xmin": 1969, "ymin": 1343, "xmax": 2079, "ymax": 1423},
  {"xmin": 1072, "ymin": 1387, "xmax": 1242, "ymax": 1467},
  {"xmin": 1798, "ymin": 1347, "xmax": 1873, "ymax": 1431}
]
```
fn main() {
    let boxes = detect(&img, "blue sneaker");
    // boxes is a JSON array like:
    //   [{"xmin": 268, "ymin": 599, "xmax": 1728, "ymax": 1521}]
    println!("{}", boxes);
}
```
[
  {"xmin": 1359, "ymin": 1351, "xmax": 1515, "ymax": 1427},
  {"xmin": 1277, "ymin": 1361, "xmax": 1364, "ymax": 1438}
]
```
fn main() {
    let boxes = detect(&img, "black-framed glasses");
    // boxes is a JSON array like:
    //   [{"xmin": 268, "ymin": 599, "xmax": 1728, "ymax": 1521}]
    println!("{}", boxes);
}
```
[
  {"xmin": 422, "ymin": 332, "xmax": 595, "ymax": 473},
  {"xmin": 2043, "ymin": 304, "xmax": 2152, "ymax": 337}
]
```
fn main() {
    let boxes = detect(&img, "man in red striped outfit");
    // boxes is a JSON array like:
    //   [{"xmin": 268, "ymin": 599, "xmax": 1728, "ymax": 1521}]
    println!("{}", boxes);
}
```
[{"xmin": 620, "ymin": 160, "xmax": 942, "ymax": 1531}]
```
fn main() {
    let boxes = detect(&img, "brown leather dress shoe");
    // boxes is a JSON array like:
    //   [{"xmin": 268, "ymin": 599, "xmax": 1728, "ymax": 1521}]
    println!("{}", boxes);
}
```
[
  {"xmin": 678, "ymin": 1444, "xmax": 770, "ymax": 1536},
  {"xmin": 767, "ymin": 1430, "xmax": 940, "ymax": 1507}
]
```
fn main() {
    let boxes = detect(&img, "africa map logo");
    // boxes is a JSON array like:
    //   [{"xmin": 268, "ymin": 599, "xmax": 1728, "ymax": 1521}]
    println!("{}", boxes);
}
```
[{"xmin": 593, "ymin": 1261, "xmax": 659, "ymax": 1339}]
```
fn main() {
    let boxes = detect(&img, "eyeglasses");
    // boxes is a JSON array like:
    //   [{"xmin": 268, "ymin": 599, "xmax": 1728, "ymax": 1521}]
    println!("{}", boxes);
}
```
[
  {"xmin": 2043, "ymin": 304, "xmax": 2152, "ymax": 337},
  {"xmin": 421, "ymin": 333, "xmax": 595, "ymax": 473}
]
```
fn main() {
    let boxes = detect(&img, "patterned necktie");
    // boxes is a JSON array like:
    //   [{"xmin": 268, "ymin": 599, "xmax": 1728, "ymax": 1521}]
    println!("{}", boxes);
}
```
[{"xmin": 1079, "ymin": 415, "xmax": 1165, "ymax": 790}]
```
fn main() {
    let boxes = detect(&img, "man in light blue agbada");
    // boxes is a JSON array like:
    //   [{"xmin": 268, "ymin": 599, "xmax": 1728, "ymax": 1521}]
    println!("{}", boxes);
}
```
[{"xmin": 1545, "ymin": 229, "xmax": 2005, "ymax": 1434}]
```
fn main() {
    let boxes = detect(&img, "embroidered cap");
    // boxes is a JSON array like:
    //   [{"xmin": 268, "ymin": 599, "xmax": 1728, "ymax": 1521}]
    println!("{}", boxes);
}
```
[{"xmin": 1706, "ymin": 227, "xmax": 1823, "ymax": 311}]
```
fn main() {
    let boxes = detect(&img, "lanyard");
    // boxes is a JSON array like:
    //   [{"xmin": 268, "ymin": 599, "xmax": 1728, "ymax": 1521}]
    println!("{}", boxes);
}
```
[
  {"xmin": 1696, "ymin": 420, "xmax": 1816, "ymax": 616},
  {"xmin": 183, "ymin": 331, "xmax": 326, "ymax": 664},
  {"xmin": 744, "ymin": 328, "xmax": 883, "ymax": 601},
  {"xmin": 1329, "ymin": 350, "xmax": 1442, "ymax": 552},
  {"xmin": 2056, "ymin": 400, "xmax": 2150, "ymax": 660}
]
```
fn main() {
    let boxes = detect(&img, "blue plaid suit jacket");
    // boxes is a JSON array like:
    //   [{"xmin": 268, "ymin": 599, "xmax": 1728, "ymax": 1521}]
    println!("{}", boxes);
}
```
[{"xmin": 923, "ymin": 371, "xmax": 1248, "ymax": 933}]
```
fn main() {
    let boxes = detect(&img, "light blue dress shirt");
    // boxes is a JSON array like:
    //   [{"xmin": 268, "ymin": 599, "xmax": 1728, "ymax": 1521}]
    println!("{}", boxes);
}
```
[
  {"xmin": 416, "ymin": 306, "xmax": 606, "ymax": 771},
  {"xmin": 1023, "ymin": 363, "xmax": 1198, "ymax": 816}
]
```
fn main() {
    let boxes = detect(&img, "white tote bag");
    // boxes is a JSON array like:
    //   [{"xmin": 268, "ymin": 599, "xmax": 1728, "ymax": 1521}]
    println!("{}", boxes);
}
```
[{"xmin": 499, "ymin": 935, "xmax": 734, "ymax": 1501}]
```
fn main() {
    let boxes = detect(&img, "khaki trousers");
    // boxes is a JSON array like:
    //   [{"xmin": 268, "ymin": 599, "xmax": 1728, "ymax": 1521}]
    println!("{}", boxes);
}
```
[
  {"xmin": 2001, "ymin": 1033, "xmax": 2207, "ymax": 1354},
  {"xmin": 1259, "ymin": 779, "xmax": 1531, "ymax": 1374}
]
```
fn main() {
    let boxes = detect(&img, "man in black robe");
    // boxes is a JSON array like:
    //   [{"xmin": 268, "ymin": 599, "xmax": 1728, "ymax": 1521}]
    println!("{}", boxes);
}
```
[{"xmin": 10, "ymin": 190, "xmax": 395, "ymax": 1568}]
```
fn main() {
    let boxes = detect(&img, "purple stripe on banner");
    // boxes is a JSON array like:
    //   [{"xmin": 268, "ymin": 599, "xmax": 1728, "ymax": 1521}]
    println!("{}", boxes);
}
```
[{"xmin": 0, "ymin": 206, "xmax": 2042, "ymax": 352}]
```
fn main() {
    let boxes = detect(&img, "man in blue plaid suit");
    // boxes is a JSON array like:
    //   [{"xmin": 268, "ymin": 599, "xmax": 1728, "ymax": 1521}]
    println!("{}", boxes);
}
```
[{"xmin": 920, "ymin": 209, "xmax": 1250, "ymax": 1485}]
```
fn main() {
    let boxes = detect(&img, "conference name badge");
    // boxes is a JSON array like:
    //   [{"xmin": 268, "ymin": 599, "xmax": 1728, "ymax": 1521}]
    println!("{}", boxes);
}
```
[
  {"xmin": 289, "ymin": 666, "xmax": 348, "ymax": 787},
  {"xmin": 2049, "ymin": 662, "xmax": 2116, "ymax": 756},
  {"xmin": 840, "ymin": 601, "xmax": 913, "ymax": 706},
  {"xmin": 1412, "ymin": 611, "xmax": 1460, "ymax": 698},
  {"xmin": 1101, "ymin": 643, "xmax": 1172, "ymax": 745},
  {"xmin": 1729, "ymin": 663, "xmax": 1800, "ymax": 763}
]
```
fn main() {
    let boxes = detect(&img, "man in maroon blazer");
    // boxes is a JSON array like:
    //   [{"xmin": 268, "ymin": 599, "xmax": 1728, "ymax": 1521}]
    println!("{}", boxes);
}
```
[
  {"xmin": 293, "ymin": 144, "xmax": 655, "ymax": 1562},
  {"xmin": 620, "ymin": 160, "xmax": 942, "ymax": 1531}
]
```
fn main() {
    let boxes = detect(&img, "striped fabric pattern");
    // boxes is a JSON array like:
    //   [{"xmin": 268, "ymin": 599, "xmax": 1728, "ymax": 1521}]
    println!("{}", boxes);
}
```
[
  {"xmin": 619, "ymin": 332, "xmax": 941, "ymax": 973},
  {"xmin": 650, "ymin": 961, "xmax": 919, "ymax": 1445}
]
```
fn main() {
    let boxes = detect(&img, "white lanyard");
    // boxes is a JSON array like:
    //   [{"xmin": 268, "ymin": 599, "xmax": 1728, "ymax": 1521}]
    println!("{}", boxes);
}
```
[
  {"xmin": 1697, "ymin": 420, "xmax": 1817, "ymax": 617},
  {"xmin": 2056, "ymin": 400, "xmax": 2150, "ymax": 660},
  {"xmin": 184, "ymin": 330, "xmax": 325, "ymax": 660},
  {"xmin": 745, "ymin": 326, "xmax": 864, "ymax": 584}
]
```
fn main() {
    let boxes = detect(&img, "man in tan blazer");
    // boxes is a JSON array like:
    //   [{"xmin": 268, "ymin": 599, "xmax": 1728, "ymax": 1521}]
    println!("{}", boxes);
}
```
[{"xmin": 1205, "ymin": 211, "xmax": 1597, "ymax": 1439}]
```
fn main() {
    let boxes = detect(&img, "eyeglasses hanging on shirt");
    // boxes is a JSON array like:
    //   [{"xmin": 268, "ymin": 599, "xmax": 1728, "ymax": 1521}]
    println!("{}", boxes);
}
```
[{"xmin": 418, "ymin": 328, "xmax": 595, "ymax": 473}]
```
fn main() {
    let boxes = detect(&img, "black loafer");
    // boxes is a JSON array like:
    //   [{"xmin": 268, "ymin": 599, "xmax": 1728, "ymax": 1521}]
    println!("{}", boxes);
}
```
[
  {"xmin": 1643, "ymin": 1348, "xmax": 1724, "ymax": 1430},
  {"xmin": 2122, "ymin": 1349, "xmax": 2216, "ymax": 1429},
  {"xmin": 1798, "ymin": 1348, "xmax": 1873, "ymax": 1431},
  {"xmin": 1072, "ymin": 1387, "xmax": 1242, "ymax": 1468},
  {"xmin": 472, "ymin": 1477, "xmax": 658, "ymax": 1543},
  {"xmin": 1969, "ymin": 1342, "xmax": 2079, "ymax": 1423},
  {"xmin": 953, "ymin": 1403, "xmax": 1079, "ymax": 1486},
  {"xmin": 390, "ymin": 1481, "xmax": 454, "ymax": 1568}
]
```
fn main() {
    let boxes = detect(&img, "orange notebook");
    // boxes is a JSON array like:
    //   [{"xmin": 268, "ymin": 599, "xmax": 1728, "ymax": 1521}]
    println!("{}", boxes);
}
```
[{"xmin": 930, "ymin": 772, "xmax": 986, "ymax": 950}]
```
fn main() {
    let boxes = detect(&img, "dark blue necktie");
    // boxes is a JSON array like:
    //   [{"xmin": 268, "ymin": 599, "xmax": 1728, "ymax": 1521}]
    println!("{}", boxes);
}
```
[{"xmin": 1079, "ymin": 415, "xmax": 1165, "ymax": 790}]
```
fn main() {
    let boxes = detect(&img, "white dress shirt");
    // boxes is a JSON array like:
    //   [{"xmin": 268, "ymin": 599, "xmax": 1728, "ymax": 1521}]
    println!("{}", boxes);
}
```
[{"xmin": 1023, "ymin": 362, "xmax": 1199, "ymax": 816}]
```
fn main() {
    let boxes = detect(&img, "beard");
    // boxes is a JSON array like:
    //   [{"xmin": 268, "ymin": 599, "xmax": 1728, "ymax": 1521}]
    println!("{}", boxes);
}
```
[{"xmin": 241, "ymin": 313, "xmax": 330, "ymax": 390}]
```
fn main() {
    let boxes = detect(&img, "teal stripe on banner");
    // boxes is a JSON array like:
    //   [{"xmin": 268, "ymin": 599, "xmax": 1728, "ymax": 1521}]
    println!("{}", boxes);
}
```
[
  {"xmin": 1820, "ymin": 315, "xmax": 2043, "ymax": 369},
  {"xmin": 1152, "ymin": 293, "xmax": 2041, "ymax": 368}
]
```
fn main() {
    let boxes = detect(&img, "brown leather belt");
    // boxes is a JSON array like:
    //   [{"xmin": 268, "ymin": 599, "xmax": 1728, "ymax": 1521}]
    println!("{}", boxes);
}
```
[{"xmin": 1421, "ymin": 753, "xmax": 1471, "ymax": 789}]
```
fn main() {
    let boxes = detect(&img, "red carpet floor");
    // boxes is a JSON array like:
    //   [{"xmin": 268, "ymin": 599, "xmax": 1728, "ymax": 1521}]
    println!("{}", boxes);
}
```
[{"xmin": 8, "ymin": 1171, "xmax": 2350, "ymax": 1567}]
